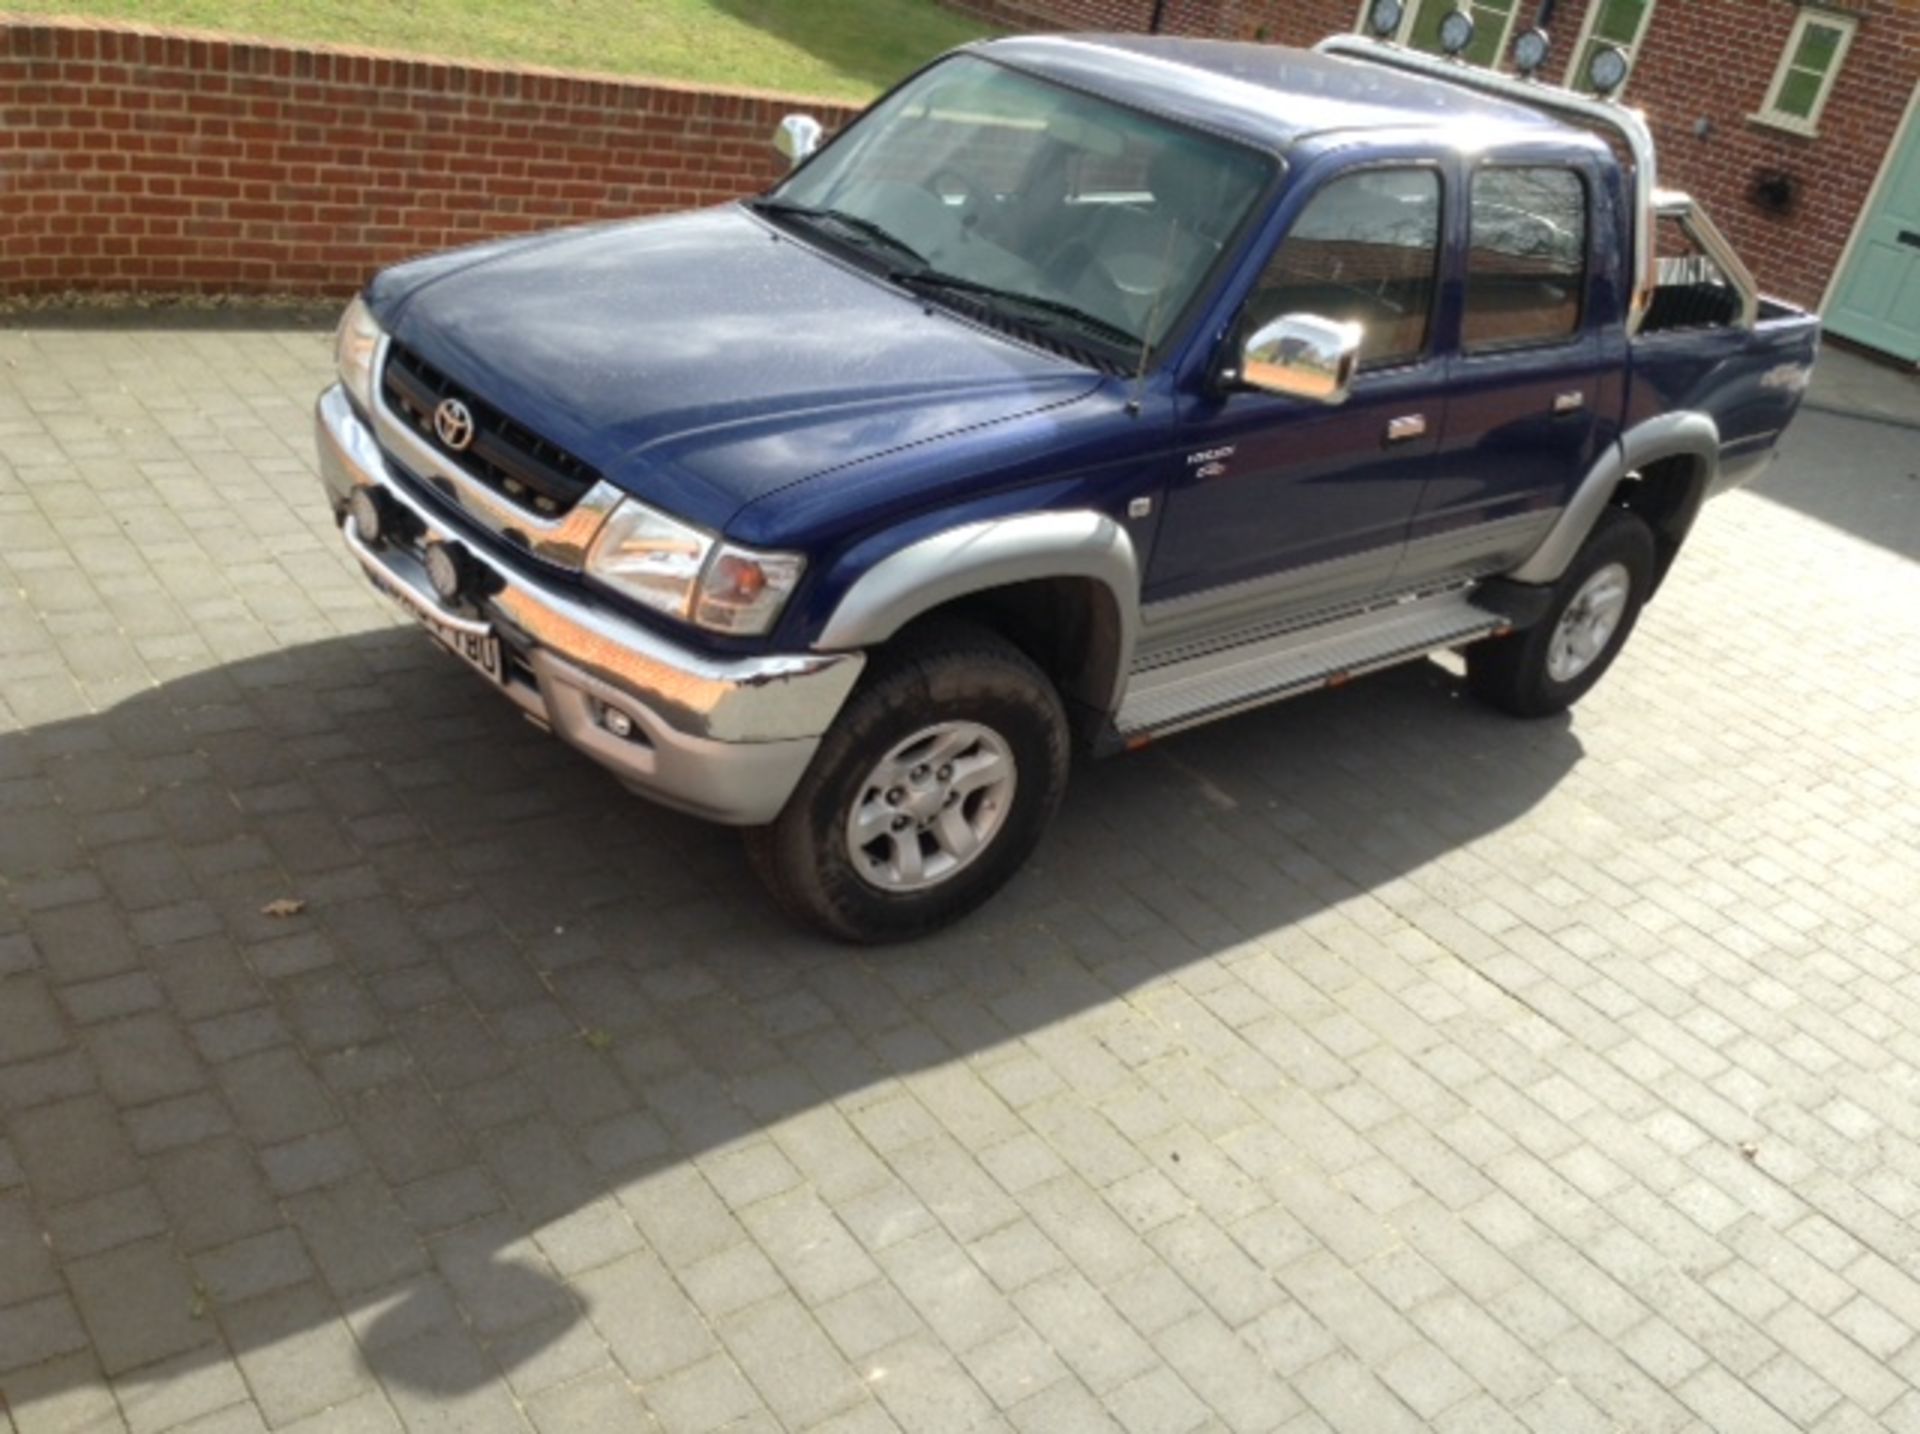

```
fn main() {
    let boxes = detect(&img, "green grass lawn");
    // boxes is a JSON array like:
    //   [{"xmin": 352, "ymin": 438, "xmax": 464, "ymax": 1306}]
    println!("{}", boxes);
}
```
[{"xmin": 9, "ymin": 0, "xmax": 997, "ymax": 100}]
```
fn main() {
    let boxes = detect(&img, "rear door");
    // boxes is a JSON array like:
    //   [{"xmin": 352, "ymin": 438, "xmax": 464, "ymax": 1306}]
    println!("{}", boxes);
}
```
[{"xmin": 1400, "ymin": 161, "xmax": 1615, "ymax": 585}]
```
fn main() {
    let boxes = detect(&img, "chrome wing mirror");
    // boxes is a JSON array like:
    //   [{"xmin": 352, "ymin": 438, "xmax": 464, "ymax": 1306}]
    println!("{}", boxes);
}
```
[
  {"xmin": 773, "ymin": 114, "xmax": 824, "ymax": 170},
  {"xmin": 1235, "ymin": 314, "xmax": 1363, "ymax": 404}
]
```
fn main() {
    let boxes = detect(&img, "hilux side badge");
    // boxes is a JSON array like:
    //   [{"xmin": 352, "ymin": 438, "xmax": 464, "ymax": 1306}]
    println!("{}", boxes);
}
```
[{"xmin": 1187, "ymin": 446, "xmax": 1235, "ymax": 480}]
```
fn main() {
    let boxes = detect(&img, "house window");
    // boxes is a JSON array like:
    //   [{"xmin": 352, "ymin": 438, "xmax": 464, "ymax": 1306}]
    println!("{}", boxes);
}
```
[
  {"xmin": 1754, "ymin": 8, "xmax": 1857, "ymax": 136},
  {"xmin": 1566, "ymin": 0, "xmax": 1656, "ymax": 95},
  {"xmin": 1355, "ymin": 0, "xmax": 1521, "ymax": 70}
]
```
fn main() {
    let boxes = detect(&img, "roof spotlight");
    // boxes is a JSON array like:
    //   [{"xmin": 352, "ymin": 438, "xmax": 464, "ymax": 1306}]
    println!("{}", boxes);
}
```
[
  {"xmin": 1587, "ymin": 44, "xmax": 1631, "ymax": 96},
  {"xmin": 1367, "ymin": 0, "xmax": 1404, "ymax": 39},
  {"xmin": 1513, "ymin": 27, "xmax": 1551, "ymax": 77},
  {"xmin": 1438, "ymin": 9, "xmax": 1477, "ymax": 57}
]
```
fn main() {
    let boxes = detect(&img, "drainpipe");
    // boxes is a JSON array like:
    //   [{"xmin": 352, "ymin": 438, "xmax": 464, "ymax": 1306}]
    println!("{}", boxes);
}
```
[
  {"xmin": 1148, "ymin": 0, "xmax": 1167, "ymax": 33},
  {"xmin": 1535, "ymin": 0, "xmax": 1558, "ymax": 29}
]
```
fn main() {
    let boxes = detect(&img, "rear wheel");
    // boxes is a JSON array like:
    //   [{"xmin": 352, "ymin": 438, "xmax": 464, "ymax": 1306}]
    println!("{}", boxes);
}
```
[
  {"xmin": 746, "ymin": 621, "xmax": 1069, "ymax": 942},
  {"xmin": 1467, "ymin": 506, "xmax": 1656, "ymax": 718}
]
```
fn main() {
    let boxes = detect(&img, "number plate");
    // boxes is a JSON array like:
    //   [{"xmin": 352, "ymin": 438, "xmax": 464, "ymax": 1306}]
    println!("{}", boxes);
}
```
[{"xmin": 365, "ymin": 569, "xmax": 505, "ymax": 686}]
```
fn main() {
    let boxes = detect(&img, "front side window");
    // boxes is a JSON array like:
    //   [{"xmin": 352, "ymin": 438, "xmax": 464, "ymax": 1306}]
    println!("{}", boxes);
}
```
[
  {"xmin": 1756, "ymin": 9, "xmax": 1856, "ymax": 136},
  {"xmin": 1244, "ymin": 168, "xmax": 1443, "ymax": 371},
  {"xmin": 1463, "ymin": 167, "xmax": 1588, "ymax": 351},
  {"xmin": 768, "ymin": 55, "xmax": 1273, "ymax": 360}
]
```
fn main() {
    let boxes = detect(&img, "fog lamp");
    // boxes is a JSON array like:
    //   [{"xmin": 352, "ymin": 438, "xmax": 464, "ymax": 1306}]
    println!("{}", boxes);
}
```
[
  {"xmin": 1366, "ymin": 0, "xmax": 1404, "ymax": 38},
  {"xmin": 601, "ymin": 705, "xmax": 635, "ymax": 740},
  {"xmin": 347, "ymin": 487, "xmax": 386, "ymax": 546},
  {"xmin": 424, "ymin": 541, "xmax": 469, "ymax": 604},
  {"xmin": 1438, "ymin": 9, "xmax": 1476, "ymax": 56}
]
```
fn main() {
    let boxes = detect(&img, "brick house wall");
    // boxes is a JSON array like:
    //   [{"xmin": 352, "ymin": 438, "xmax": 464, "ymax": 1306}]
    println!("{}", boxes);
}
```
[
  {"xmin": 0, "ymin": 20, "xmax": 857, "ymax": 297},
  {"xmin": 941, "ymin": 0, "xmax": 1920, "ymax": 313}
]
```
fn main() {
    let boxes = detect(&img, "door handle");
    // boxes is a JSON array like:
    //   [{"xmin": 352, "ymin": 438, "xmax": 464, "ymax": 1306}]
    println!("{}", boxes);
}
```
[
  {"xmin": 1385, "ymin": 414, "xmax": 1427, "ymax": 443},
  {"xmin": 1553, "ymin": 391, "xmax": 1586, "ymax": 416},
  {"xmin": 1900, "ymin": 229, "xmax": 1920, "ymax": 249}
]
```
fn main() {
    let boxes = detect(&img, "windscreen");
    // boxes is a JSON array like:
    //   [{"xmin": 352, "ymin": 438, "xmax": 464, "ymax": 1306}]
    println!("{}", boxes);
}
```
[{"xmin": 774, "ymin": 55, "xmax": 1274, "ymax": 356}]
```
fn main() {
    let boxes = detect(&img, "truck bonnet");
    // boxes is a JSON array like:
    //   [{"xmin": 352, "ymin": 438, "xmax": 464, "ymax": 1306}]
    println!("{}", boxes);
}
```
[{"xmin": 367, "ymin": 206, "xmax": 1105, "ymax": 534}]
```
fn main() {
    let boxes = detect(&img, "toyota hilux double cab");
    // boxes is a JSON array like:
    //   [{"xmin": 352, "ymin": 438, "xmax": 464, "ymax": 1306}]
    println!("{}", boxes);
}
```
[{"xmin": 314, "ymin": 24, "xmax": 1818, "ymax": 941}]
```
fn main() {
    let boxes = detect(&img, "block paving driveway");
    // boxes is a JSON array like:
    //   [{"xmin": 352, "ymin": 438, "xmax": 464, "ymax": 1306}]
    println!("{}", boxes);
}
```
[{"xmin": 1, "ymin": 312, "xmax": 1918, "ymax": 1434}]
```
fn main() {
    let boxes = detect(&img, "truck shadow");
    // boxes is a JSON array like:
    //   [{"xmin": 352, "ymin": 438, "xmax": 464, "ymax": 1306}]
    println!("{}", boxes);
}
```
[{"xmin": 0, "ymin": 626, "xmax": 1580, "ymax": 1407}]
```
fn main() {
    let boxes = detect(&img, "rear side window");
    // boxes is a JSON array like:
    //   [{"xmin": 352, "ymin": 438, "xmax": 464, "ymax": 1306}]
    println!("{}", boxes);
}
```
[
  {"xmin": 1247, "ymin": 168, "xmax": 1441, "ymax": 370},
  {"xmin": 1463, "ymin": 167, "xmax": 1588, "ymax": 351}
]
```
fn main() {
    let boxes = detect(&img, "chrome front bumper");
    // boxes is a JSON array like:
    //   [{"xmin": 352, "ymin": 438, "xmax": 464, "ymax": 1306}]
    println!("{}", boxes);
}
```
[{"xmin": 314, "ymin": 384, "xmax": 863, "ymax": 825}]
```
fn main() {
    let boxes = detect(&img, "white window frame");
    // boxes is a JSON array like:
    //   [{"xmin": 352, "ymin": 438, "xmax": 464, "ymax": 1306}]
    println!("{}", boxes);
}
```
[
  {"xmin": 1752, "ymin": 7, "xmax": 1857, "ymax": 138},
  {"xmin": 1352, "ymin": 0, "xmax": 1523, "ymax": 67},
  {"xmin": 1562, "ymin": 0, "xmax": 1658, "ymax": 94}
]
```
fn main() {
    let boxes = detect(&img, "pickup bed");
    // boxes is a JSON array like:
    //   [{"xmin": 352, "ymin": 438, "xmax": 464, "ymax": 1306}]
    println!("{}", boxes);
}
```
[{"xmin": 315, "ymin": 28, "xmax": 1818, "ymax": 941}]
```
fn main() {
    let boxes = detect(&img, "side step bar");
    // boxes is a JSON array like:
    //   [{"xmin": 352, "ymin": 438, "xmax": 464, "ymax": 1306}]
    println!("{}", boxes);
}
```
[{"xmin": 1114, "ymin": 587, "xmax": 1511, "ymax": 741}]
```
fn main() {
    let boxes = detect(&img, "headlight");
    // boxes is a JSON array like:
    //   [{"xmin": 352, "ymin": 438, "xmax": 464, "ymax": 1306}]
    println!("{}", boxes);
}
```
[
  {"xmin": 586, "ymin": 500, "xmax": 805, "ymax": 637},
  {"xmin": 334, "ymin": 295, "xmax": 382, "ymax": 411}
]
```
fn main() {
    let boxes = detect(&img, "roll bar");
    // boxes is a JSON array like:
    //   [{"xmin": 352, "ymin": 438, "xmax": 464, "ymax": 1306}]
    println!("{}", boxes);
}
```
[{"xmin": 1651, "ymin": 189, "xmax": 1761, "ymax": 330}]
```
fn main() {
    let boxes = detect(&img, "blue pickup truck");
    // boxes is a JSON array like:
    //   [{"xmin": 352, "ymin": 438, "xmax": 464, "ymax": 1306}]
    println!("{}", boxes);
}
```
[{"xmin": 315, "ymin": 23, "xmax": 1818, "ymax": 941}]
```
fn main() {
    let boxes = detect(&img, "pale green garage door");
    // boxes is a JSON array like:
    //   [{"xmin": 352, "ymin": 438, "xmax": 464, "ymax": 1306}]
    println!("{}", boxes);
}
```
[{"xmin": 1827, "ymin": 92, "xmax": 1920, "ymax": 364}]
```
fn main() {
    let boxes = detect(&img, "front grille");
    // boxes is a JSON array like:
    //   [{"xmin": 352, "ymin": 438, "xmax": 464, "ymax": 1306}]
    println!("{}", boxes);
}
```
[{"xmin": 382, "ymin": 342, "xmax": 601, "ymax": 519}]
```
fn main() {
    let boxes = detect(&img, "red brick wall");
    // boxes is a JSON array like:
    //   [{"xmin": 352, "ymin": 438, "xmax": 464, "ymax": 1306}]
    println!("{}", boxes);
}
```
[
  {"xmin": 0, "ymin": 19, "xmax": 858, "ymax": 298},
  {"xmin": 945, "ymin": 0, "xmax": 1920, "ymax": 312}
]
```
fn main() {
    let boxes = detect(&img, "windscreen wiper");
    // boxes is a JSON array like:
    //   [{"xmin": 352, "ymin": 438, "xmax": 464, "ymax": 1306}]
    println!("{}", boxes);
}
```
[
  {"xmin": 750, "ymin": 199, "xmax": 927, "ymax": 270},
  {"xmin": 892, "ymin": 268, "xmax": 1140, "ymax": 350}
]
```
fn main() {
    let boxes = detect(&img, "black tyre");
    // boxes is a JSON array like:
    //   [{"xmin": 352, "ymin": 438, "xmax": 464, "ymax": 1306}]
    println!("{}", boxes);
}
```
[
  {"xmin": 746, "ymin": 620, "xmax": 1070, "ymax": 943},
  {"xmin": 1467, "ymin": 507, "xmax": 1656, "ymax": 718}
]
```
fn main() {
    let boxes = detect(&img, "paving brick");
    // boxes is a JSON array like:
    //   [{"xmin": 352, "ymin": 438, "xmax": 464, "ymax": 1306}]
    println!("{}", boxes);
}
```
[
  {"xmin": 720, "ymin": 1292, "xmax": 866, "ymax": 1429},
  {"xmin": 817, "ymin": 1281, "xmax": 926, "ymax": 1363},
  {"xmin": 740, "ymin": 1187, "xmax": 882, "ymax": 1306},
  {"xmin": 0, "ymin": 1191, "xmax": 62, "ymax": 1301},
  {"xmin": 865, "ymin": 1335, "xmax": 997, "ymax": 1433},
  {"xmin": 1014, "ymin": 1271, "xmax": 1158, "ymax": 1396},
  {"xmin": 64, "ymin": 1236, "xmax": 217, "ymax": 1375},
  {"xmin": 0, "ymin": 1291, "xmax": 90, "ymax": 1374},
  {"xmin": 219, "ymin": 1281, "xmax": 371, "ymax": 1428},
  {"xmin": 287, "ymin": 1170, "xmax": 427, "ymax": 1298},
  {"xmin": 193, "ymin": 1228, "xmax": 317, "ymax": 1305},
  {"xmin": 260, "ymin": 1125, "xmax": 368, "ymax": 1196},
  {"xmin": 576, "ymin": 1249, "xmax": 717, "ymax": 1383},
  {"xmin": 43, "ymin": 1182, "xmax": 169, "ymax": 1262},
  {"xmin": 642, "ymin": 1351, "xmax": 766, "ymax": 1434},
  {"xmin": 0, "ymin": 1348, "xmax": 127, "ymax": 1429},
  {"xmin": 216, "ymin": 1048, "xmax": 338, "ymax": 1145},
  {"xmin": 8, "ymin": 1094, "xmax": 141, "ymax": 1205},
  {"xmin": 112, "ymin": 1348, "xmax": 253, "ymax": 1434},
  {"xmin": 524, "ymin": 1366, "xmax": 652, "ymax": 1434},
  {"xmin": 150, "ymin": 1136, "xmax": 280, "ymax": 1252},
  {"xmin": 0, "ymin": 976, "xmax": 70, "ymax": 1064}
]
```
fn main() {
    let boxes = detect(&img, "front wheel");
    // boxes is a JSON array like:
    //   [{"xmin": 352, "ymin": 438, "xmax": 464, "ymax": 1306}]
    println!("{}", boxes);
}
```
[
  {"xmin": 1466, "ymin": 506, "xmax": 1656, "ymax": 718},
  {"xmin": 746, "ymin": 621, "xmax": 1070, "ymax": 942}
]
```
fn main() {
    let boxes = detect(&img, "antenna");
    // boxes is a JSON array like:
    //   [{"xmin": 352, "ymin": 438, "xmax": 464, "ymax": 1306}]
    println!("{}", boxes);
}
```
[{"xmin": 1128, "ymin": 217, "xmax": 1183, "ymax": 418}]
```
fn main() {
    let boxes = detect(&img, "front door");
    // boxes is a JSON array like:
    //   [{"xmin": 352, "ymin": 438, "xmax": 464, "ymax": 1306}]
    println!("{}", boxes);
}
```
[
  {"xmin": 1143, "ymin": 164, "xmax": 1451, "ymax": 650},
  {"xmin": 1827, "ymin": 88, "xmax": 1920, "ymax": 364}
]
